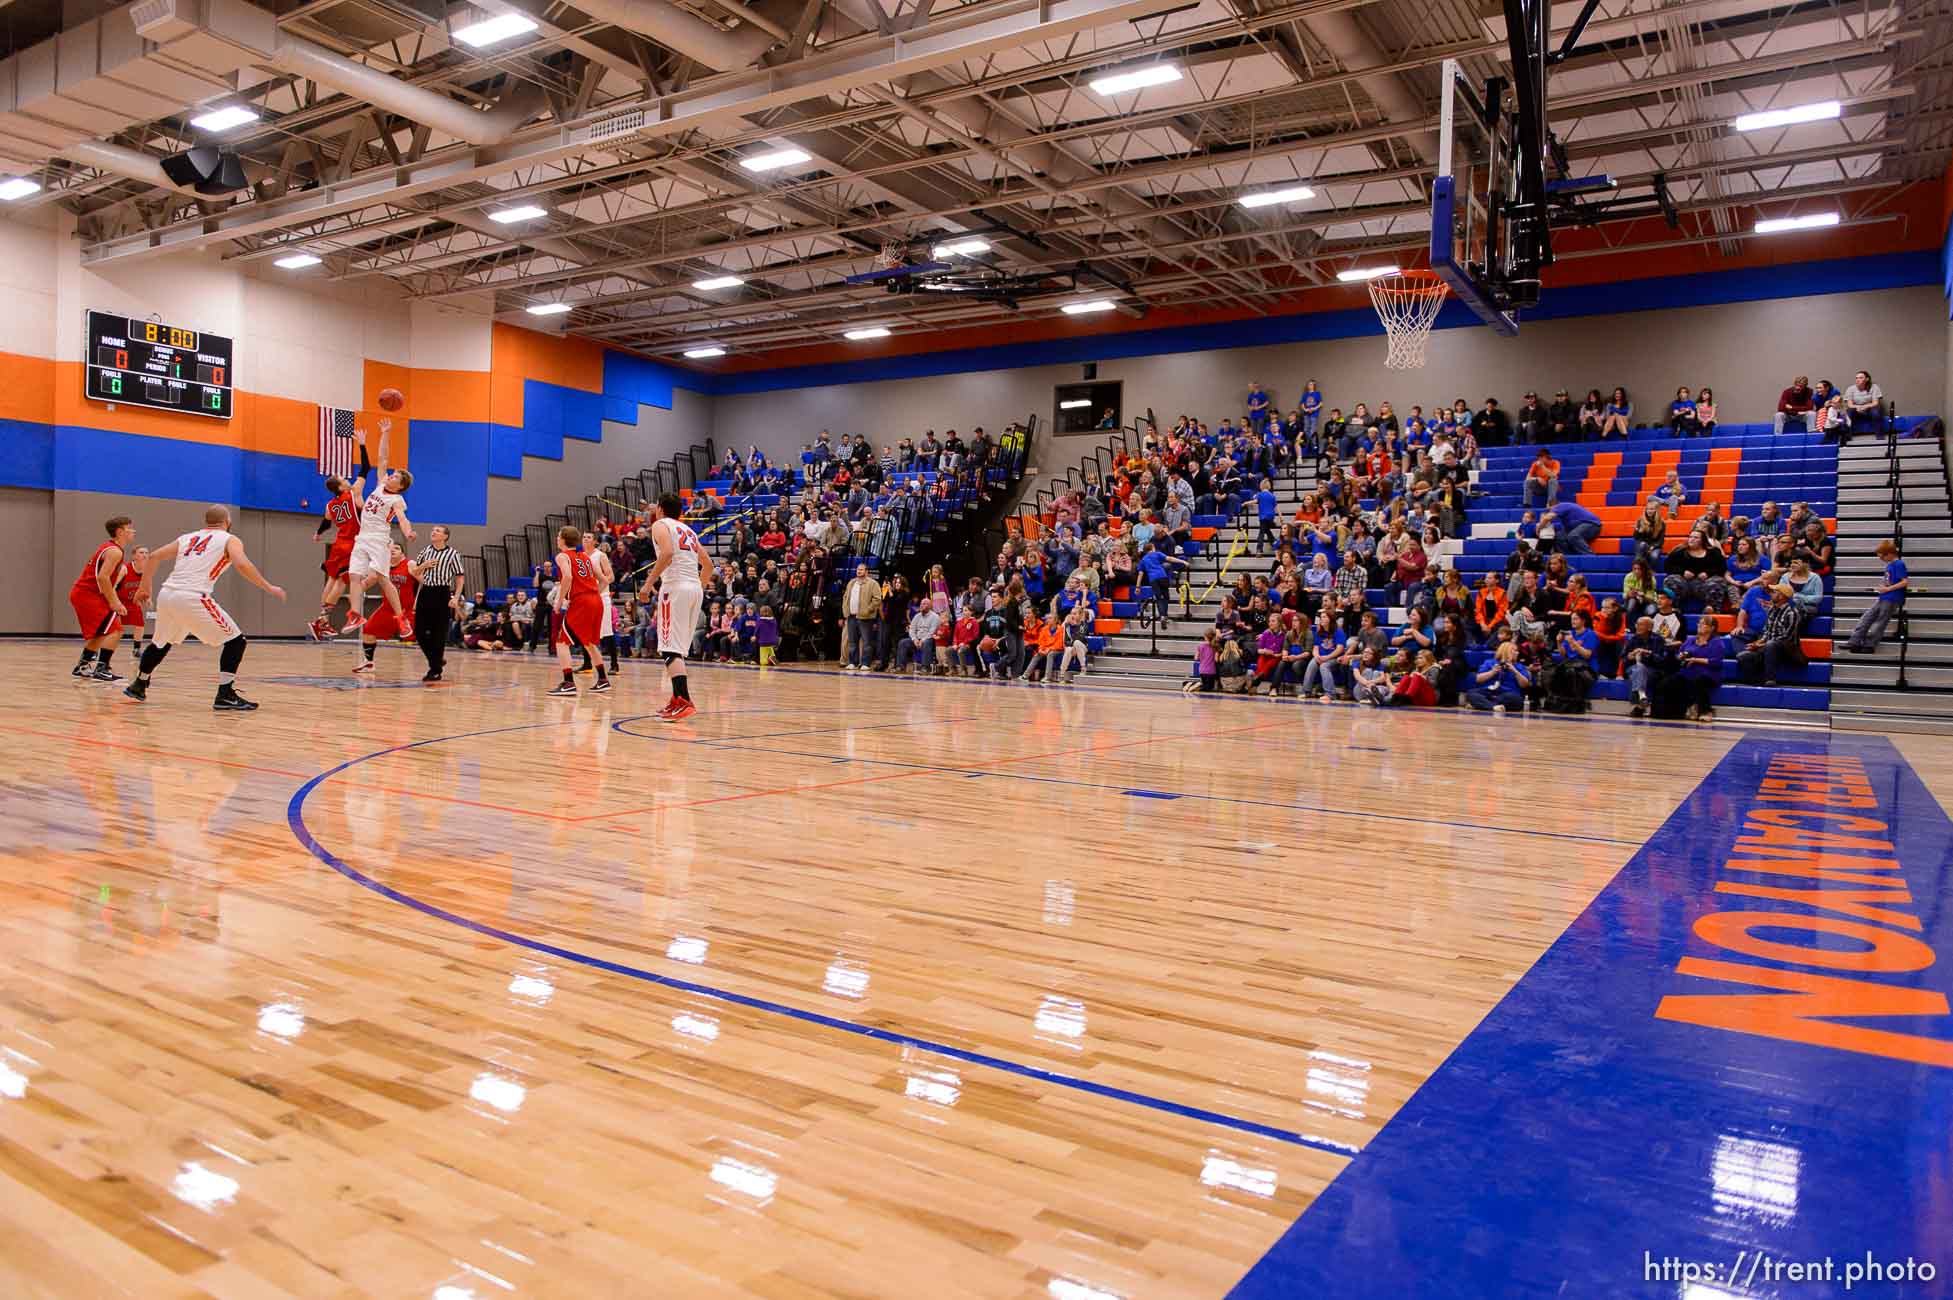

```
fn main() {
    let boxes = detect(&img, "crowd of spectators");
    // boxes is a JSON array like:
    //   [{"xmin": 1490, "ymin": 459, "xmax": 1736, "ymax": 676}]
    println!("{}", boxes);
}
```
[
  {"xmin": 438, "ymin": 365, "xmax": 1887, "ymax": 715},
  {"xmin": 447, "ymin": 426, "xmax": 1020, "ymax": 669}
]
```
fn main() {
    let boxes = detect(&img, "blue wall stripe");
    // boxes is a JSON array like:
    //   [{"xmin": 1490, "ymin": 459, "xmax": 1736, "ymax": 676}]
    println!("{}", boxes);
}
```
[
  {"xmin": 0, "ymin": 417, "xmax": 54, "ymax": 490},
  {"xmin": 696, "ymin": 250, "xmax": 1939, "ymax": 395},
  {"xmin": 1228, "ymin": 731, "xmax": 1953, "ymax": 1299},
  {"xmin": 15, "ymin": 248, "xmax": 1933, "ymax": 511},
  {"xmin": 405, "ymin": 418, "xmax": 493, "ymax": 525},
  {"xmin": 26, "ymin": 423, "xmax": 319, "ymax": 512}
]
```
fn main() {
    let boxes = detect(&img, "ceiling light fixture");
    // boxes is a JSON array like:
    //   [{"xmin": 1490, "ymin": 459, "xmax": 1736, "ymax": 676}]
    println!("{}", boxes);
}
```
[
  {"xmin": 741, "ymin": 148, "xmax": 812, "ymax": 173},
  {"xmin": 1088, "ymin": 64, "xmax": 1182, "ymax": 95},
  {"xmin": 0, "ymin": 176, "xmax": 42, "ymax": 201},
  {"xmin": 1753, "ymin": 211, "xmax": 1840, "ymax": 235},
  {"xmin": 684, "ymin": 346, "xmax": 727, "ymax": 358},
  {"xmin": 932, "ymin": 238, "xmax": 989, "ymax": 258},
  {"xmin": 273, "ymin": 253, "xmax": 322, "ymax": 269},
  {"xmin": 692, "ymin": 275, "xmax": 744, "ymax": 290},
  {"xmin": 453, "ymin": 12, "xmax": 539, "ymax": 47},
  {"xmin": 1336, "ymin": 264, "xmax": 1400, "ymax": 282},
  {"xmin": 191, "ymin": 105, "xmax": 259, "ymax": 133},
  {"xmin": 1238, "ymin": 184, "xmax": 1316, "ymax": 209},
  {"xmin": 526, "ymin": 302, "xmax": 572, "ymax": 316},
  {"xmin": 1061, "ymin": 300, "xmax": 1117, "ymax": 315},
  {"xmin": 1733, "ymin": 100, "xmax": 1841, "ymax": 132},
  {"xmin": 844, "ymin": 326, "xmax": 891, "ymax": 340},
  {"xmin": 488, "ymin": 205, "xmax": 547, "ymax": 224}
]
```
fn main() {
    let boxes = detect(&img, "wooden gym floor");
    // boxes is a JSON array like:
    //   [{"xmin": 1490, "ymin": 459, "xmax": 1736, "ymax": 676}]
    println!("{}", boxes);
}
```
[{"xmin": 1, "ymin": 638, "xmax": 1949, "ymax": 1299}]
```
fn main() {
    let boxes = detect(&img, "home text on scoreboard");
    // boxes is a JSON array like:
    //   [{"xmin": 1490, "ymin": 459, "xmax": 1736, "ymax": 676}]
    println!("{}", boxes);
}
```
[{"xmin": 84, "ymin": 310, "xmax": 235, "ymax": 419}]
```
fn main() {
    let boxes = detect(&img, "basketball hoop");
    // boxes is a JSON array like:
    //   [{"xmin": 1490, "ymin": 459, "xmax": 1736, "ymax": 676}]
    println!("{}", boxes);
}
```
[
  {"xmin": 877, "ymin": 240, "xmax": 903, "ymax": 271},
  {"xmin": 1367, "ymin": 270, "xmax": 1449, "ymax": 369}
]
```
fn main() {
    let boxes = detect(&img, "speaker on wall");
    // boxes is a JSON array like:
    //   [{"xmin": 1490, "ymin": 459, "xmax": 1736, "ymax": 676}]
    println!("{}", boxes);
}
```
[
  {"xmin": 160, "ymin": 146, "xmax": 249, "ymax": 196},
  {"xmin": 1082, "ymin": 363, "xmax": 1097, "ymax": 380}
]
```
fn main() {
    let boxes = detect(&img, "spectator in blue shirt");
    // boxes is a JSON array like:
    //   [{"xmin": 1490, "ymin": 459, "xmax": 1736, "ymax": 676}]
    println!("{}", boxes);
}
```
[
  {"xmin": 1544, "ymin": 501, "xmax": 1603, "ymax": 554},
  {"xmin": 1678, "ymin": 614, "xmax": 1728, "ymax": 720},
  {"xmin": 1668, "ymin": 386, "xmax": 1699, "ymax": 436},
  {"xmin": 1300, "ymin": 611, "xmax": 1350, "ymax": 699},
  {"xmin": 1600, "ymin": 386, "xmax": 1632, "ymax": 439},
  {"xmin": 1731, "ymin": 571, "xmax": 1775, "ymax": 649},
  {"xmin": 1845, "ymin": 539, "xmax": 1909, "ymax": 652},
  {"xmin": 1138, "ymin": 540, "xmax": 1188, "ymax": 625},
  {"xmin": 1246, "ymin": 383, "xmax": 1271, "ymax": 432},
  {"xmin": 1465, "ymin": 641, "xmax": 1531, "ymax": 714},
  {"xmin": 1300, "ymin": 382, "xmax": 1323, "ymax": 439},
  {"xmin": 1254, "ymin": 479, "xmax": 1279, "ymax": 553}
]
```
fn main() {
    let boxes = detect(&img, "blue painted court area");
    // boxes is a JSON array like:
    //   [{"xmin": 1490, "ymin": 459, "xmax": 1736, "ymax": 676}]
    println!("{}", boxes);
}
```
[{"xmin": 1231, "ymin": 733, "xmax": 1953, "ymax": 1299}]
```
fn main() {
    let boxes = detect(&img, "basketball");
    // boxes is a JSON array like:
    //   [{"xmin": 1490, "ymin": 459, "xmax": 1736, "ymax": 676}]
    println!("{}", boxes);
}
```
[
  {"xmin": 377, "ymin": 387, "xmax": 405, "ymax": 412},
  {"xmin": 978, "ymin": 636, "xmax": 999, "ymax": 655}
]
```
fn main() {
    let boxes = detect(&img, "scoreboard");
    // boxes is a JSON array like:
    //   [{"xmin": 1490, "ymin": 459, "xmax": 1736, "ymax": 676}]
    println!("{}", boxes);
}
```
[{"xmin": 85, "ymin": 311, "xmax": 234, "ymax": 419}]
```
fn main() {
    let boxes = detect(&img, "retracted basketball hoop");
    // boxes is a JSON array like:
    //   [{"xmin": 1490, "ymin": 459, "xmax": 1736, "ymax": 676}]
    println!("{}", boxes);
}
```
[{"xmin": 1367, "ymin": 270, "xmax": 1448, "ymax": 370}]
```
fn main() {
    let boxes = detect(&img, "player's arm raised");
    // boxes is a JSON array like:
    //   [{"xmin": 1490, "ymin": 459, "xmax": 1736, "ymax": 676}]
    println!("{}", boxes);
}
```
[
  {"xmin": 225, "ymin": 535, "xmax": 286, "ymax": 602},
  {"xmin": 138, "ymin": 541, "xmax": 177, "ymax": 603},
  {"xmin": 96, "ymin": 544, "xmax": 126, "ymax": 616}
]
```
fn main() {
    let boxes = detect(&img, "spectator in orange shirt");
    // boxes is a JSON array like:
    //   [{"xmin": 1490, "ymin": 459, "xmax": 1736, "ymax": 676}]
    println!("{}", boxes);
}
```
[
  {"xmin": 1522, "ymin": 446, "xmax": 1561, "ymax": 509},
  {"xmin": 1553, "ymin": 572, "xmax": 1598, "ymax": 632},
  {"xmin": 1593, "ymin": 596, "xmax": 1627, "ymax": 676},
  {"xmin": 1473, "ymin": 573, "xmax": 1510, "ymax": 644}
]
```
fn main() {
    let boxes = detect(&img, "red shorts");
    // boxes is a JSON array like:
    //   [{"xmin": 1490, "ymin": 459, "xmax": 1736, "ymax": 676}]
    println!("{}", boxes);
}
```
[
  {"xmin": 323, "ymin": 540, "xmax": 354, "ymax": 579},
  {"xmin": 365, "ymin": 602, "xmax": 412, "ymax": 641},
  {"xmin": 554, "ymin": 594, "xmax": 603, "ymax": 648},
  {"xmin": 71, "ymin": 589, "xmax": 123, "ymax": 638}
]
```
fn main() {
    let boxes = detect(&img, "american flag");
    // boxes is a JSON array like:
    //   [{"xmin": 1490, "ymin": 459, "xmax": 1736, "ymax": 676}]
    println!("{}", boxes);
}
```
[{"xmin": 317, "ymin": 405, "xmax": 358, "ymax": 476}]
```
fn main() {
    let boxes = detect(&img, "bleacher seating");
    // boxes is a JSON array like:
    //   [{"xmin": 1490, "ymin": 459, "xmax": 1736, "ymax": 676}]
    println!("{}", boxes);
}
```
[{"xmin": 1460, "ymin": 427, "xmax": 1841, "ymax": 713}]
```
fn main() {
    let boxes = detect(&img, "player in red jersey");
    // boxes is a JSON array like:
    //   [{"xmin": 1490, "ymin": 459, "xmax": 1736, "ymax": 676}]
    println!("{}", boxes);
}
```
[
  {"xmin": 118, "ymin": 545, "xmax": 151, "ymax": 656},
  {"xmin": 310, "ymin": 473, "xmax": 360, "ymax": 641},
  {"xmin": 68, "ymin": 515, "xmax": 135, "ymax": 682},
  {"xmin": 352, "ymin": 544, "xmax": 418, "ymax": 676},
  {"xmin": 547, "ymin": 525, "xmax": 610, "ymax": 698}
]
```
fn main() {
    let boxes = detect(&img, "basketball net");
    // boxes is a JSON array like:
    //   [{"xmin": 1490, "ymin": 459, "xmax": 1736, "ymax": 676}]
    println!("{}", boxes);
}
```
[
  {"xmin": 1367, "ymin": 270, "xmax": 1448, "ymax": 370},
  {"xmin": 877, "ymin": 240, "xmax": 903, "ymax": 271}
]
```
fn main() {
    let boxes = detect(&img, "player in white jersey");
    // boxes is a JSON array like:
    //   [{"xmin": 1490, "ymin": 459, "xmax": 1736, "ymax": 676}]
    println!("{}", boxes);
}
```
[
  {"xmin": 581, "ymin": 532, "xmax": 621, "ymax": 675},
  {"xmin": 343, "ymin": 422, "xmax": 415, "ymax": 639},
  {"xmin": 124, "ymin": 504, "xmax": 286, "ymax": 710},
  {"xmin": 640, "ymin": 492, "xmax": 713, "ymax": 722}
]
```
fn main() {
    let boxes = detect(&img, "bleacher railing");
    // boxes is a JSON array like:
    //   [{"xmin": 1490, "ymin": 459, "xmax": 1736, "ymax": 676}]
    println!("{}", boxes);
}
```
[{"xmin": 1886, "ymin": 401, "xmax": 1911, "ymax": 688}]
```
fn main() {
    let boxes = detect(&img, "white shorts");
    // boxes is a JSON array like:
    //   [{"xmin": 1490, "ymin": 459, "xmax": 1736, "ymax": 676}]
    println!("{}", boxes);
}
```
[
  {"xmin": 600, "ymin": 592, "xmax": 614, "ymax": 640},
  {"xmin": 349, "ymin": 535, "xmax": 391, "ymax": 578},
  {"xmin": 658, "ymin": 584, "xmax": 703, "ymax": 655},
  {"xmin": 154, "ymin": 588, "xmax": 240, "ymax": 647}
]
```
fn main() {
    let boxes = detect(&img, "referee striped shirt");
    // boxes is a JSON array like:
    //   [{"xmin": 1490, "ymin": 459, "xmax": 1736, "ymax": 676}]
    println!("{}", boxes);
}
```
[{"xmin": 413, "ymin": 545, "xmax": 463, "ymax": 590}]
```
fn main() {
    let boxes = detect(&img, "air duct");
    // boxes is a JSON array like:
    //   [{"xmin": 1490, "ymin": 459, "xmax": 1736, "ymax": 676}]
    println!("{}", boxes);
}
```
[
  {"xmin": 267, "ymin": 36, "xmax": 548, "ymax": 147},
  {"xmin": 567, "ymin": 0, "xmax": 777, "ymax": 71},
  {"xmin": 65, "ymin": 137, "xmax": 206, "ymax": 193},
  {"xmin": 1302, "ymin": 10, "xmax": 1435, "ymax": 162}
]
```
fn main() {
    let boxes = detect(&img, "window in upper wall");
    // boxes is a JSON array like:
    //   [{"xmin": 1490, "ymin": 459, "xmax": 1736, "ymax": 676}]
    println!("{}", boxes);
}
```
[{"xmin": 1055, "ymin": 381, "xmax": 1122, "ymax": 434}]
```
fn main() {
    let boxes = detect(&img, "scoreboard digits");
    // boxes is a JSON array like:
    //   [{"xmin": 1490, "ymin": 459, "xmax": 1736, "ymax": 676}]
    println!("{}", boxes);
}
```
[{"xmin": 84, "ymin": 310, "xmax": 234, "ymax": 420}]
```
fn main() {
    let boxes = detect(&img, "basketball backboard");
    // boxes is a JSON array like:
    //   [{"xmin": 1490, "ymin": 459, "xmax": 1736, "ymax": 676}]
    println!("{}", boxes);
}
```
[{"xmin": 1430, "ymin": 58, "xmax": 1525, "ymax": 337}]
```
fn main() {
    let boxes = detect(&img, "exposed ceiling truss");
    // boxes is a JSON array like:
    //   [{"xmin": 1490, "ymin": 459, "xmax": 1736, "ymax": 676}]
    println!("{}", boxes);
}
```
[{"xmin": 4, "ymin": 0, "xmax": 1946, "ymax": 359}]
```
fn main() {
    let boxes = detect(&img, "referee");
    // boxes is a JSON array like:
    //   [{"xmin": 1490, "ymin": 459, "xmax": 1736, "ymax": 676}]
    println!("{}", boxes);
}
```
[{"xmin": 409, "ymin": 525, "xmax": 464, "ymax": 683}]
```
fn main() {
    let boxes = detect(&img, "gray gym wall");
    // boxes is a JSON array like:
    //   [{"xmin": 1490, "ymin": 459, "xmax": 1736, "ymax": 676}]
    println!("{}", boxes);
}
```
[
  {"xmin": 8, "ymin": 282, "xmax": 1941, "ymax": 635},
  {"xmin": 712, "ymin": 283, "xmax": 1946, "ymax": 500}
]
